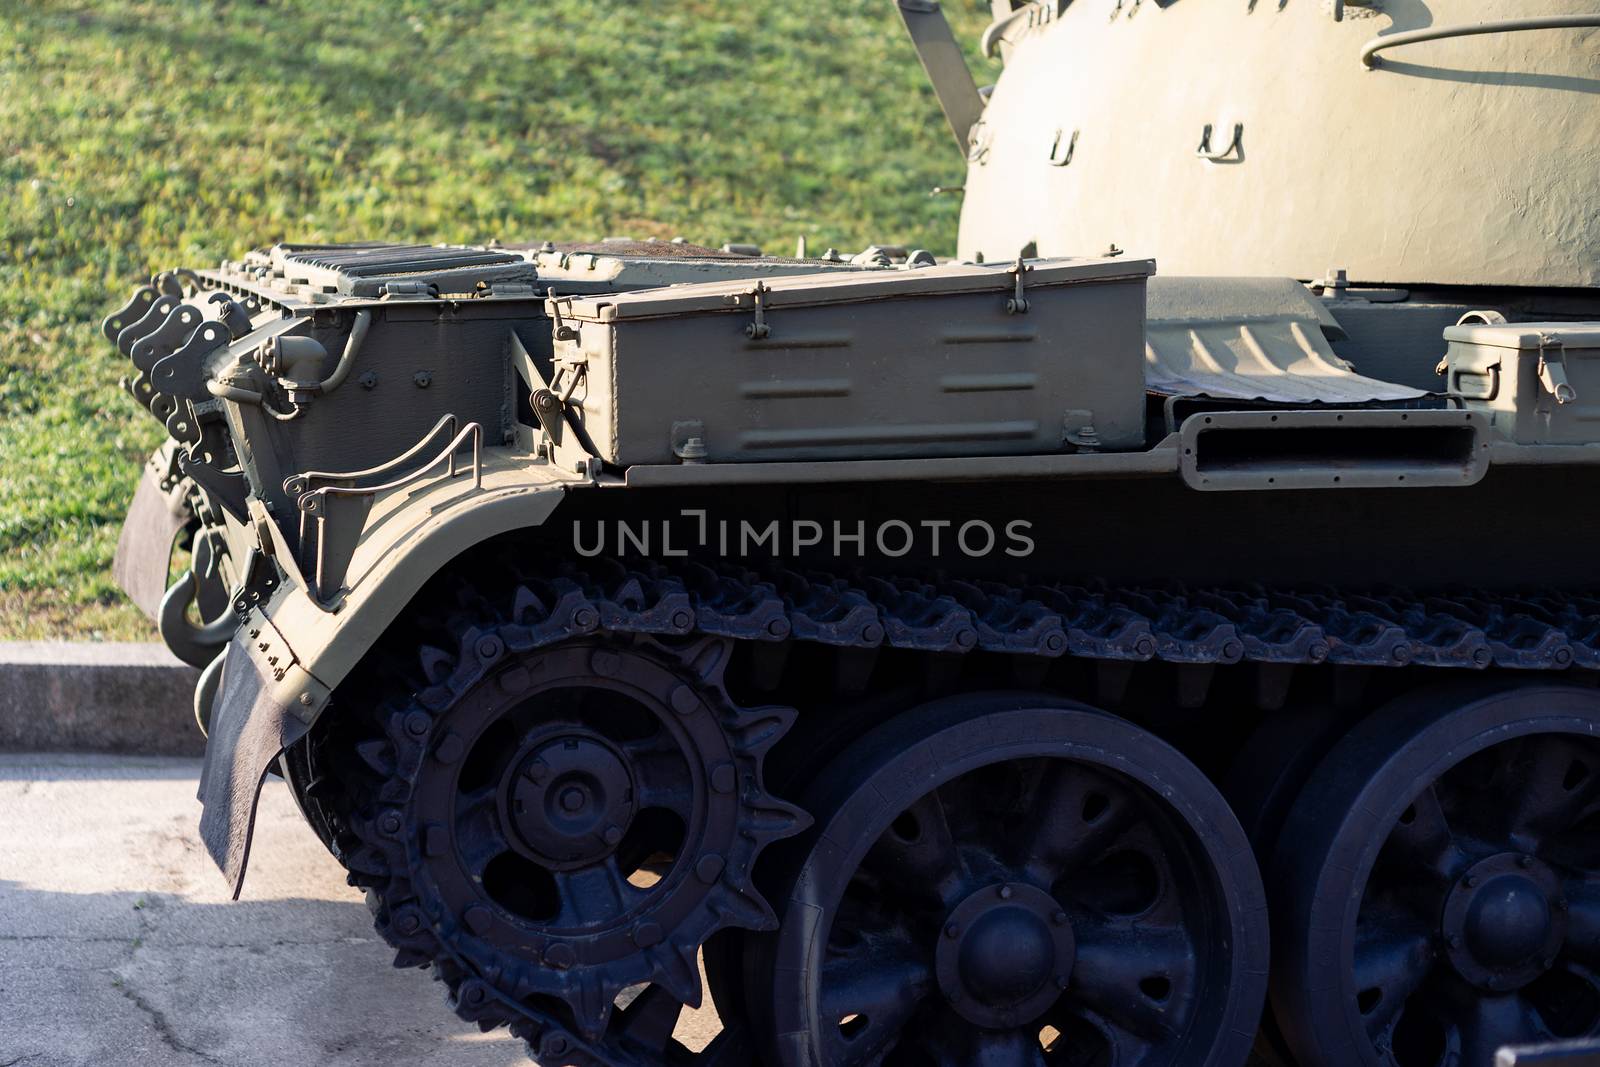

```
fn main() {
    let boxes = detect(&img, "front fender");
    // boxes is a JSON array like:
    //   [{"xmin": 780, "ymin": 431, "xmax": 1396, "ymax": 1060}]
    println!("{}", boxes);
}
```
[
  {"xmin": 113, "ymin": 442, "xmax": 191, "ymax": 621},
  {"xmin": 198, "ymin": 452, "xmax": 579, "ymax": 892}
]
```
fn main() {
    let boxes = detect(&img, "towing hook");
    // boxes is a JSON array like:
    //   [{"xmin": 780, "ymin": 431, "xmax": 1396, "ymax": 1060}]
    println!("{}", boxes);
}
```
[
  {"xmin": 193, "ymin": 648, "xmax": 227, "ymax": 737},
  {"xmin": 159, "ymin": 569, "xmax": 238, "ymax": 668}
]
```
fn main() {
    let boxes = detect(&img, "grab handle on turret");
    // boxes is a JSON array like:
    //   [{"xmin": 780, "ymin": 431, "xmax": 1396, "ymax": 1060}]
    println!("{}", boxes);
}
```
[
  {"xmin": 896, "ymin": 0, "xmax": 986, "ymax": 153},
  {"xmin": 1361, "ymin": 14, "xmax": 1600, "ymax": 69}
]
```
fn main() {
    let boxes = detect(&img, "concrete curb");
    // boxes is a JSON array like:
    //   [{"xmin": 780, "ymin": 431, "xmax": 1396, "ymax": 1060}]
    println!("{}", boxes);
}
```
[{"xmin": 0, "ymin": 642, "xmax": 203, "ymax": 756}]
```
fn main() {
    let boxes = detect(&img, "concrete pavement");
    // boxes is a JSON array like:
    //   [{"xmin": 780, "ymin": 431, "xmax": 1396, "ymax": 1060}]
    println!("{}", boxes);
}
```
[{"xmin": 0, "ymin": 754, "xmax": 720, "ymax": 1066}]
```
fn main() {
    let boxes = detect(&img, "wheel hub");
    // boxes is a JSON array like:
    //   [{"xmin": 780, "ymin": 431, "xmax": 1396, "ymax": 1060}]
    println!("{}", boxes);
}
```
[
  {"xmin": 1441, "ymin": 852, "xmax": 1567, "ymax": 991},
  {"xmin": 935, "ymin": 882, "xmax": 1075, "ymax": 1030},
  {"xmin": 505, "ymin": 730, "xmax": 637, "ymax": 869}
]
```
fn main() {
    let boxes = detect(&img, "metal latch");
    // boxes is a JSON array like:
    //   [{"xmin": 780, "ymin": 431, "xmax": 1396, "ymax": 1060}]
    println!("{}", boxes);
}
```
[
  {"xmin": 546, "ymin": 288, "xmax": 579, "ymax": 342},
  {"xmin": 1537, "ymin": 333, "xmax": 1577, "ymax": 405},
  {"xmin": 1006, "ymin": 258, "xmax": 1032, "ymax": 315},
  {"xmin": 728, "ymin": 281, "xmax": 773, "ymax": 339},
  {"xmin": 531, "ymin": 361, "xmax": 587, "ymax": 446}
]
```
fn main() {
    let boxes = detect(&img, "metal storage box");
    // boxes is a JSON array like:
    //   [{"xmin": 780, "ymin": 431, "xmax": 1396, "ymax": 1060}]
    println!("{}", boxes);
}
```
[
  {"xmin": 1442, "ymin": 321, "xmax": 1600, "ymax": 444},
  {"xmin": 545, "ymin": 256, "xmax": 1153, "ymax": 465}
]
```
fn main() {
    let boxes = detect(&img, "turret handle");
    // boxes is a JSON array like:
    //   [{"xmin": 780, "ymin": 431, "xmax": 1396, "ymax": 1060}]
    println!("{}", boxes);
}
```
[{"xmin": 1361, "ymin": 14, "xmax": 1600, "ymax": 69}]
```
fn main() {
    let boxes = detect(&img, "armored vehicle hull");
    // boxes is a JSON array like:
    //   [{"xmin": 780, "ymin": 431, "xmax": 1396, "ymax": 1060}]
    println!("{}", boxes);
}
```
[{"xmin": 100, "ymin": 3, "xmax": 1600, "ymax": 1066}]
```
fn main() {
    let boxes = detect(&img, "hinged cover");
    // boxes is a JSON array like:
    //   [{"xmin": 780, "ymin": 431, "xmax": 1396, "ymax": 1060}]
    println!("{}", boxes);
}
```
[
  {"xmin": 1441, "ymin": 322, "xmax": 1600, "ymax": 352},
  {"xmin": 557, "ymin": 257, "xmax": 1154, "ymax": 323}
]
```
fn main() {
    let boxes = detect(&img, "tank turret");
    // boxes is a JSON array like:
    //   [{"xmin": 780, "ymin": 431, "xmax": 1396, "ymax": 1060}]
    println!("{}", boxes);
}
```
[{"xmin": 958, "ymin": 1, "xmax": 1600, "ymax": 288}]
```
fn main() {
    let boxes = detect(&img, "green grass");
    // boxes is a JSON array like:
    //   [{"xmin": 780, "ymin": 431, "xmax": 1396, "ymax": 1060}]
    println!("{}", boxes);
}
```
[{"xmin": 0, "ymin": 0, "xmax": 992, "ymax": 640}]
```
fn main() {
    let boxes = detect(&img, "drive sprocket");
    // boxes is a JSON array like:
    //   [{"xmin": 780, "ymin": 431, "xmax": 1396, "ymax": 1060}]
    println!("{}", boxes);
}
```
[{"xmin": 311, "ymin": 590, "xmax": 808, "ymax": 1066}]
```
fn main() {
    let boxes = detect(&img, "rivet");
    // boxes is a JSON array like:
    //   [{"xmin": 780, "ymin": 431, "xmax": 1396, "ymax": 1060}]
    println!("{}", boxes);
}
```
[
  {"xmin": 766, "ymin": 618, "xmax": 790, "ymax": 638},
  {"xmin": 998, "ymin": 885, "xmax": 1014, "ymax": 900},
  {"xmin": 1519, "ymin": 855, "xmax": 1534, "ymax": 869},
  {"xmin": 524, "ymin": 759, "xmax": 550, "ymax": 785},
  {"xmin": 377, "ymin": 811, "xmax": 403, "ymax": 836},
  {"xmin": 544, "ymin": 943, "xmax": 575, "ymax": 970},
  {"xmin": 544, "ymin": 1035, "xmax": 569, "ymax": 1056},
  {"xmin": 670, "ymin": 610, "xmax": 693, "ymax": 631},
  {"xmin": 603, "ymin": 825, "xmax": 624, "ymax": 846},
  {"xmin": 1052, "ymin": 911, "xmax": 1068, "ymax": 926},
  {"xmin": 465, "ymin": 983, "xmax": 486, "ymax": 1004},
  {"xmin": 945, "ymin": 923, "xmax": 961, "ymax": 939},
  {"xmin": 434, "ymin": 732, "xmax": 466, "ymax": 765},
  {"xmin": 670, "ymin": 686, "xmax": 699, "ymax": 716},
  {"xmin": 1447, "ymin": 934, "xmax": 1462, "ymax": 949},
  {"xmin": 696, "ymin": 854, "xmax": 725, "ymax": 884},
  {"xmin": 572, "ymin": 607, "xmax": 599, "ymax": 631},
  {"xmin": 476, "ymin": 636, "xmax": 503, "ymax": 661},
  {"xmin": 1544, "ymin": 957, "xmax": 1557, "ymax": 969},
  {"xmin": 710, "ymin": 763, "xmax": 737, "ymax": 794},
  {"xmin": 298, "ymin": 692, "xmax": 314, "ymax": 706},
  {"xmin": 633, "ymin": 922, "xmax": 663, "ymax": 948},
  {"xmin": 395, "ymin": 911, "xmax": 421, "ymax": 935},
  {"xmin": 463, "ymin": 904, "xmax": 492, "ymax": 936},
  {"xmin": 404, "ymin": 711, "xmax": 431, "ymax": 737},
  {"xmin": 1464, "ymin": 875, "xmax": 1479, "ymax": 889}
]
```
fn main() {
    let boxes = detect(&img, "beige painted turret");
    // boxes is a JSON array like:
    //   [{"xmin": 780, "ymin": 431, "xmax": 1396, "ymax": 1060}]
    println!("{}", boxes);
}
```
[{"xmin": 956, "ymin": 1, "xmax": 1600, "ymax": 287}]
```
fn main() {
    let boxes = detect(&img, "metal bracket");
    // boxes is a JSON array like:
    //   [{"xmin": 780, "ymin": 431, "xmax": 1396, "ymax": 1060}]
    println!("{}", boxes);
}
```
[
  {"xmin": 289, "ymin": 416, "xmax": 484, "ymax": 603},
  {"xmin": 1048, "ymin": 127, "xmax": 1079, "ymax": 166},
  {"xmin": 379, "ymin": 280, "xmax": 435, "ymax": 300},
  {"xmin": 1196, "ymin": 122, "xmax": 1244, "ymax": 162},
  {"xmin": 1006, "ymin": 258, "xmax": 1033, "ymax": 315},
  {"xmin": 178, "ymin": 448, "xmax": 249, "ymax": 523},
  {"xmin": 230, "ymin": 546, "xmax": 280, "ymax": 619}
]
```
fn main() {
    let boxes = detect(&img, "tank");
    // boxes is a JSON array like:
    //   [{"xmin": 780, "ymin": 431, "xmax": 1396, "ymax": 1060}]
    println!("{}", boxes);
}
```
[{"xmin": 101, "ymin": 3, "xmax": 1600, "ymax": 1066}]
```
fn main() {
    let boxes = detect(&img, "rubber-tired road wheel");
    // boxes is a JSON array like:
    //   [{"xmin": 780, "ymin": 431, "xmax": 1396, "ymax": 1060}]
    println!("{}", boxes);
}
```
[
  {"xmin": 753, "ymin": 692, "xmax": 1269, "ymax": 1067},
  {"xmin": 1272, "ymin": 684, "xmax": 1600, "ymax": 1067}
]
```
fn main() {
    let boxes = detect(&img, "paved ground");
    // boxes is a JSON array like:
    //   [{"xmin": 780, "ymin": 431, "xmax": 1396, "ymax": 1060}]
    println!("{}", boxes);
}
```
[{"xmin": 0, "ymin": 754, "xmax": 720, "ymax": 1066}]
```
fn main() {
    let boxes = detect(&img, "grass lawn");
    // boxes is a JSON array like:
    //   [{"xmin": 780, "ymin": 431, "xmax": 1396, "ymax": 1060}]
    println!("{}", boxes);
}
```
[{"xmin": 0, "ymin": 0, "xmax": 992, "ymax": 640}]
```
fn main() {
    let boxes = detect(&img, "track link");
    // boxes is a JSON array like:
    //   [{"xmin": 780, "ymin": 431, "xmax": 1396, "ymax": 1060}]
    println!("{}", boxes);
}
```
[{"xmin": 305, "ymin": 552, "xmax": 1598, "ymax": 1066}]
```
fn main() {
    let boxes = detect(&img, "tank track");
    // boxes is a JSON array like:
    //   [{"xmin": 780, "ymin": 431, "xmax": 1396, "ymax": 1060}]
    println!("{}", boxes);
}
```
[
  {"xmin": 310, "ymin": 554, "xmax": 1599, "ymax": 1066},
  {"xmin": 531, "ymin": 557, "xmax": 1599, "ymax": 675}
]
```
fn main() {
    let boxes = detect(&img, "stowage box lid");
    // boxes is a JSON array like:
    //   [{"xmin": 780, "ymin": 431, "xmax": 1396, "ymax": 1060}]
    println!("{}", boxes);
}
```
[
  {"xmin": 1442, "ymin": 322, "xmax": 1600, "ymax": 352},
  {"xmin": 554, "ymin": 257, "xmax": 1155, "ymax": 322}
]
